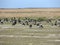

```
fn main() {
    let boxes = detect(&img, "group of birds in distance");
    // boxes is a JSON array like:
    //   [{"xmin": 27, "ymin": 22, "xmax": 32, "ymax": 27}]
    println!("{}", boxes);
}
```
[{"xmin": 0, "ymin": 17, "xmax": 60, "ymax": 28}]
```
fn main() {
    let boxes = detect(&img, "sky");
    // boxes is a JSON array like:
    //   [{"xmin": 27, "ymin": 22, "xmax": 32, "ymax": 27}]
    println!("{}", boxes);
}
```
[{"xmin": 0, "ymin": 0, "xmax": 60, "ymax": 8}]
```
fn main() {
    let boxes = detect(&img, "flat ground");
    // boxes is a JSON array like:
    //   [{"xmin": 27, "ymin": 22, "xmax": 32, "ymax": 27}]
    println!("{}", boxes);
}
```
[
  {"xmin": 0, "ymin": 8, "xmax": 60, "ymax": 45},
  {"xmin": 0, "ymin": 23, "xmax": 60, "ymax": 45},
  {"xmin": 0, "ymin": 8, "xmax": 60, "ymax": 18}
]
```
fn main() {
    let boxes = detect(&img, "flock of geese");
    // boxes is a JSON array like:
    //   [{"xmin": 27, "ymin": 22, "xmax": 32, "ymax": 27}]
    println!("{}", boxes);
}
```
[{"xmin": 0, "ymin": 17, "xmax": 60, "ymax": 28}]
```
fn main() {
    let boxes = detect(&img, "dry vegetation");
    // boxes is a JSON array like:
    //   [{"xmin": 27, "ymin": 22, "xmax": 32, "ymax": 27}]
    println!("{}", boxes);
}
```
[
  {"xmin": 0, "ymin": 8, "xmax": 60, "ymax": 18},
  {"xmin": 0, "ymin": 8, "xmax": 60, "ymax": 45}
]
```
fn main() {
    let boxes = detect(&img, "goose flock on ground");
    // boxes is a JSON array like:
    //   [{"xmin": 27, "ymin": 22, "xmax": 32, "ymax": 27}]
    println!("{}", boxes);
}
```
[{"xmin": 0, "ymin": 17, "xmax": 60, "ymax": 28}]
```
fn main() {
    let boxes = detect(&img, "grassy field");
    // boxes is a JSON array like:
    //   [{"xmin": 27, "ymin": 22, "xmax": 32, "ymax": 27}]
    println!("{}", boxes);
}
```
[
  {"xmin": 0, "ymin": 8, "xmax": 60, "ymax": 45},
  {"xmin": 0, "ymin": 23, "xmax": 60, "ymax": 45},
  {"xmin": 0, "ymin": 8, "xmax": 60, "ymax": 18}
]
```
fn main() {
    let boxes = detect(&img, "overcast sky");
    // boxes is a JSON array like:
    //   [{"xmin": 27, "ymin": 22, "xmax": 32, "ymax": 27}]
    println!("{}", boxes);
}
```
[{"xmin": 0, "ymin": 0, "xmax": 60, "ymax": 8}]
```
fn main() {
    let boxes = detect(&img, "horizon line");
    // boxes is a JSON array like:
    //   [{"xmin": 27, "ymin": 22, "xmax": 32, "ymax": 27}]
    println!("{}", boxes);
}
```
[{"xmin": 0, "ymin": 7, "xmax": 60, "ymax": 9}]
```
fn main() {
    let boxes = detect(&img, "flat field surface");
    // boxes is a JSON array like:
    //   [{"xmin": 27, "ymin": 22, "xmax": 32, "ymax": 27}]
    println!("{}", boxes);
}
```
[
  {"xmin": 0, "ymin": 24, "xmax": 60, "ymax": 45},
  {"xmin": 0, "ymin": 8, "xmax": 60, "ymax": 17},
  {"xmin": 0, "ymin": 8, "xmax": 60, "ymax": 45}
]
